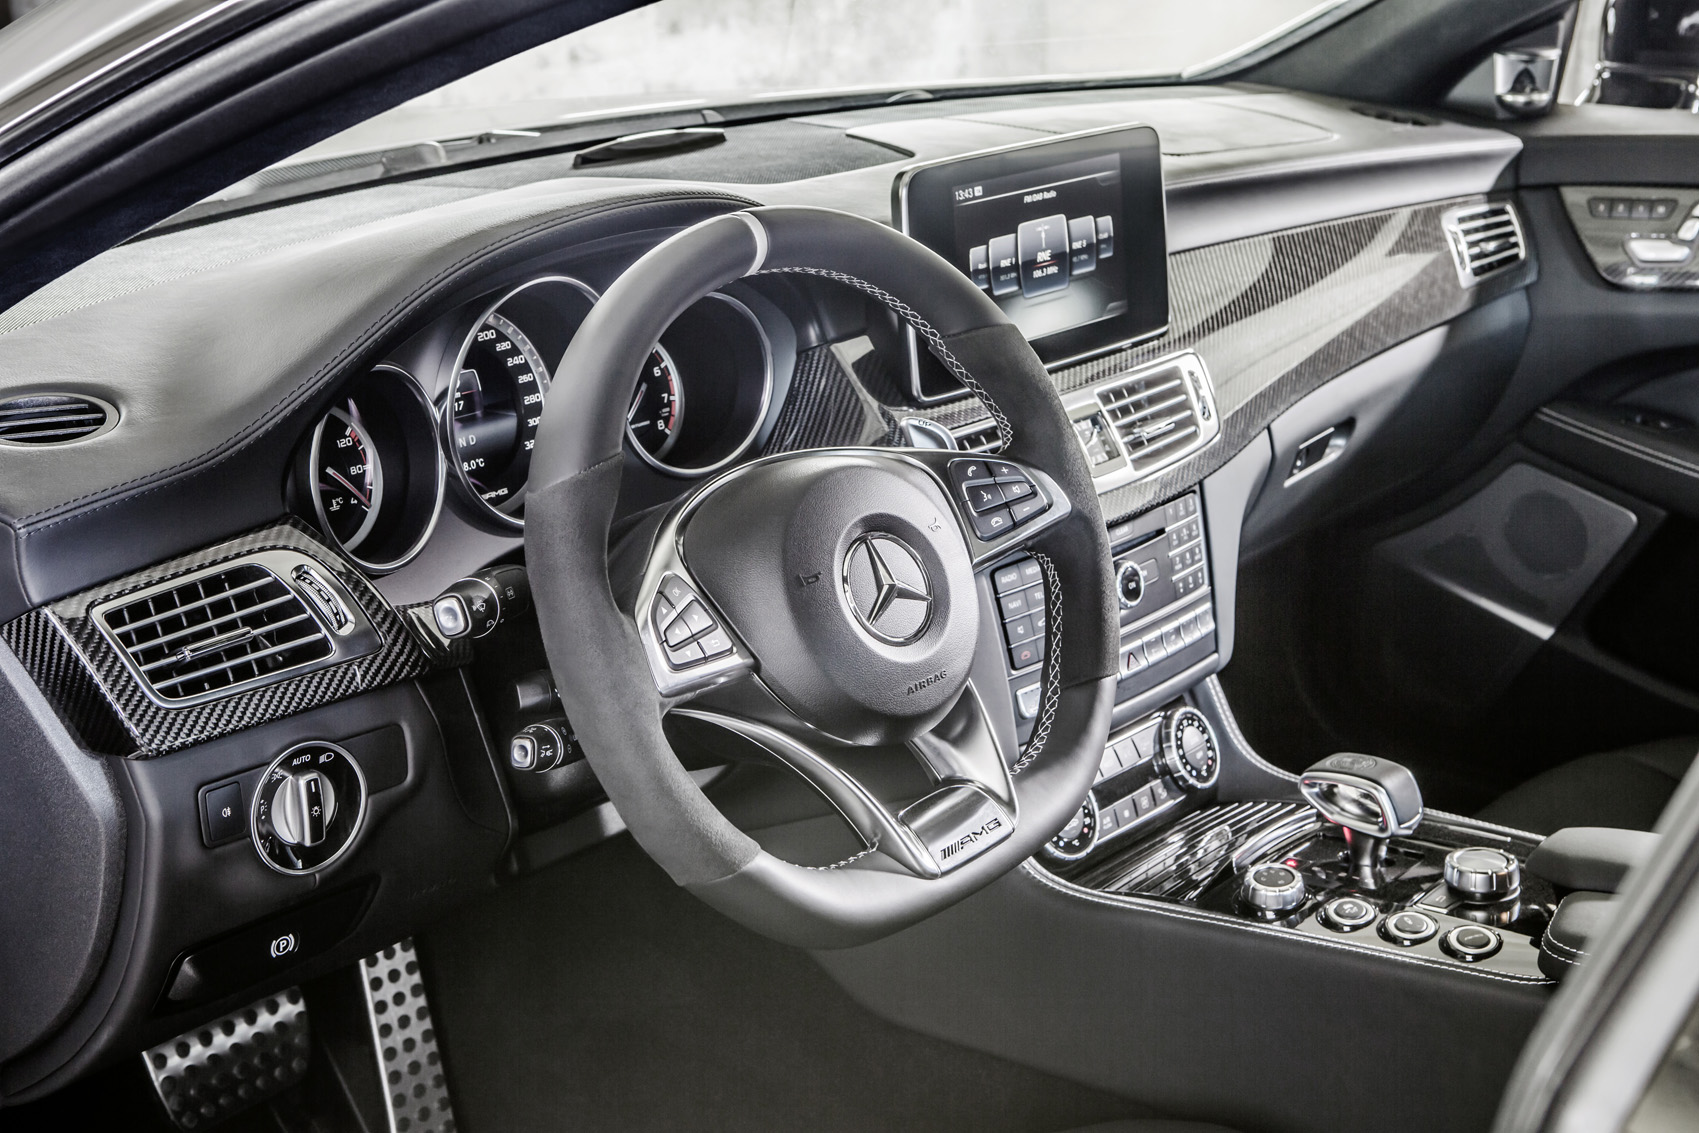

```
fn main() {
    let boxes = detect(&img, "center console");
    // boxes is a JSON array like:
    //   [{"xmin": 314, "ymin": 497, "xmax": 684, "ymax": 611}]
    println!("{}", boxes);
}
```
[{"xmin": 1040, "ymin": 749, "xmax": 1556, "ymax": 980}]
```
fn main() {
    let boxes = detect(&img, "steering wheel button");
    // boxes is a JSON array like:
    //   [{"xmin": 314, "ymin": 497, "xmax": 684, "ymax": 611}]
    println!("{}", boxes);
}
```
[
  {"xmin": 677, "ymin": 600, "xmax": 715, "ymax": 637},
  {"xmin": 971, "ymin": 506, "xmax": 1015, "ymax": 540},
  {"xmin": 992, "ymin": 564, "xmax": 1024, "ymax": 593},
  {"xmin": 984, "ymin": 460, "xmax": 1021, "ymax": 480},
  {"xmin": 697, "ymin": 628, "xmax": 733, "ymax": 659},
  {"xmin": 998, "ymin": 477, "xmax": 1035, "ymax": 502},
  {"xmin": 659, "ymin": 574, "xmax": 693, "ymax": 607},
  {"xmin": 1009, "ymin": 496, "xmax": 1048, "ymax": 526},
  {"xmin": 1005, "ymin": 615, "xmax": 1036, "ymax": 644},
  {"xmin": 998, "ymin": 588, "xmax": 1031, "ymax": 619},
  {"xmin": 665, "ymin": 641, "xmax": 706, "ymax": 669},
  {"xmin": 662, "ymin": 614, "xmax": 694, "ymax": 648},
  {"xmin": 965, "ymin": 481, "xmax": 1005, "ymax": 513},
  {"xmin": 1009, "ymin": 637, "xmax": 1043, "ymax": 670},
  {"xmin": 1019, "ymin": 559, "xmax": 1043, "ymax": 585}
]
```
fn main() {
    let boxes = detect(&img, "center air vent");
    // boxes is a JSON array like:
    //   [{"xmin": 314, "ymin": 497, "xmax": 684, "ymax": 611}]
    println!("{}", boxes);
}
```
[
  {"xmin": 94, "ymin": 558, "xmax": 356, "ymax": 705},
  {"xmin": 1442, "ymin": 202, "xmax": 1526, "ymax": 287},
  {"xmin": 1062, "ymin": 352, "xmax": 1221, "ymax": 494},
  {"xmin": 0, "ymin": 394, "xmax": 115, "ymax": 445}
]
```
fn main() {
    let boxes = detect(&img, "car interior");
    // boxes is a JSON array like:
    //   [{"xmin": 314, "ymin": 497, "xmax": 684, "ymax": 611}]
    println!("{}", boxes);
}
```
[{"xmin": 5, "ymin": 0, "xmax": 1699, "ymax": 1130}]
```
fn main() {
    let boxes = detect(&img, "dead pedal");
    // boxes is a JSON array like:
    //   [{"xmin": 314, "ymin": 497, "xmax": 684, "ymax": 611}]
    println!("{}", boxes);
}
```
[
  {"xmin": 360, "ymin": 938, "xmax": 456, "ymax": 1133},
  {"xmin": 142, "ymin": 987, "xmax": 311, "ymax": 1129}
]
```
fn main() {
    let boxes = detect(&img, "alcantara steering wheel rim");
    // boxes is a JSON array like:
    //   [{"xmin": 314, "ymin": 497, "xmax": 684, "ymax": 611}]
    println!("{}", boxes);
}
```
[{"xmin": 525, "ymin": 204, "xmax": 1119, "ymax": 948}]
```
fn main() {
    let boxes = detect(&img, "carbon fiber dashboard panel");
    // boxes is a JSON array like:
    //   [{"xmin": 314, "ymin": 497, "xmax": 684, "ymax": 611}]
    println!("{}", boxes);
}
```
[
  {"xmin": 917, "ymin": 196, "xmax": 1535, "ymax": 523},
  {"xmin": 1, "ymin": 520, "xmax": 432, "ymax": 758}
]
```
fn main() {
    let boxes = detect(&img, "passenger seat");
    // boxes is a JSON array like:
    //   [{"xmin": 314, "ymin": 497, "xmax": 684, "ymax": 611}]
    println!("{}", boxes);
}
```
[{"xmin": 1476, "ymin": 736, "xmax": 1699, "ymax": 835}]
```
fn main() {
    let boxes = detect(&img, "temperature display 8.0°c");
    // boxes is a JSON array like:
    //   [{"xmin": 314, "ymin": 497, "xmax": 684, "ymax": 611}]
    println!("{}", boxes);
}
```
[{"xmin": 448, "ymin": 312, "xmax": 550, "ymax": 518}]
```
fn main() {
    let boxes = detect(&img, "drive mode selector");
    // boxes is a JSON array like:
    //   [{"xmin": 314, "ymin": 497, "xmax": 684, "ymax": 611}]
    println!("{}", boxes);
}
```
[
  {"xmin": 252, "ymin": 742, "xmax": 367, "ymax": 874},
  {"xmin": 1160, "ymin": 707, "xmax": 1219, "ymax": 790}
]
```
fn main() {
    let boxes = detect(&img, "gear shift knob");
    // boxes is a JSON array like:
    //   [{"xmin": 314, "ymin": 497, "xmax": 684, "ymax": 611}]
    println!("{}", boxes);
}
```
[{"xmin": 1300, "ymin": 754, "xmax": 1423, "ymax": 886}]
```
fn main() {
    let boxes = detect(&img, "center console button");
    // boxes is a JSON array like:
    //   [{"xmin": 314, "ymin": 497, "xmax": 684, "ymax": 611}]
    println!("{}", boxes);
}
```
[
  {"xmin": 1244, "ymin": 864, "xmax": 1307, "ymax": 913},
  {"xmin": 1380, "ymin": 909, "xmax": 1439, "ymax": 946},
  {"xmin": 1320, "ymin": 895, "xmax": 1377, "ymax": 931},
  {"xmin": 1440, "ymin": 924, "xmax": 1503, "ymax": 961}
]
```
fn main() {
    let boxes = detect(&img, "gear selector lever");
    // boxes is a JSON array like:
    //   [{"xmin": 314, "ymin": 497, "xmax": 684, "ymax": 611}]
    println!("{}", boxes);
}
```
[{"xmin": 1300, "ymin": 754, "xmax": 1424, "ymax": 887}]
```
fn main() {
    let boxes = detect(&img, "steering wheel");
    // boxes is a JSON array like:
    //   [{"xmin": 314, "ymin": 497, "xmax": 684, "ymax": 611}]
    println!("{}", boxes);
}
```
[{"xmin": 526, "ymin": 206, "xmax": 1118, "ymax": 948}]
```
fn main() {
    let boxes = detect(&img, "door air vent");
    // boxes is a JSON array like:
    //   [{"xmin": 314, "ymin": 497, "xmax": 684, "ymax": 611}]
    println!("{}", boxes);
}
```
[
  {"xmin": 1442, "ymin": 202, "xmax": 1526, "ymax": 287},
  {"xmin": 95, "ymin": 560, "xmax": 342, "ymax": 705},
  {"xmin": 0, "ymin": 394, "xmax": 115, "ymax": 445}
]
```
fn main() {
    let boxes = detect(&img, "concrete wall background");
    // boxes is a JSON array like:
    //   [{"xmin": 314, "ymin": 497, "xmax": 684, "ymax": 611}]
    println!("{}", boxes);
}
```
[{"xmin": 405, "ymin": 0, "xmax": 1325, "ymax": 110}]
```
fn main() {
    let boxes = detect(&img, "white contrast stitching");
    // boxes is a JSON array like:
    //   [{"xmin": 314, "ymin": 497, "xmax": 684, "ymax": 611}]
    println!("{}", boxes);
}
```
[
  {"xmin": 1019, "ymin": 861, "xmax": 1555, "ymax": 986},
  {"xmin": 800, "ymin": 838, "xmax": 881, "ymax": 871},
  {"xmin": 753, "ymin": 266, "xmax": 1014, "ymax": 449},
  {"xmin": 1011, "ymin": 551, "xmax": 1063, "ymax": 774}
]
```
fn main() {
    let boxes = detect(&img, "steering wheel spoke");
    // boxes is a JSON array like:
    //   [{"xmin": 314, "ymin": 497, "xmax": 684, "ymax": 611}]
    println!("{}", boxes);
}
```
[
  {"xmin": 675, "ymin": 675, "xmax": 1017, "ymax": 879},
  {"xmin": 630, "ymin": 497, "xmax": 756, "ymax": 701},
  {"xmin": 895, "ymin": 449, "xmax": 1073, "ymax": 564}
]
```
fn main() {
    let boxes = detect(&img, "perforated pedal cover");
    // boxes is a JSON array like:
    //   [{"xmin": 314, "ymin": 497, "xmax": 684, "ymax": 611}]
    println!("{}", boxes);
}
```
[
  {"xmin": 361, "ymin": 939, "xmax": 456, "ymax": 1133},
  {"xmin": 142, "ymin": 988, "xmax": 310, "ymax": 1129}
]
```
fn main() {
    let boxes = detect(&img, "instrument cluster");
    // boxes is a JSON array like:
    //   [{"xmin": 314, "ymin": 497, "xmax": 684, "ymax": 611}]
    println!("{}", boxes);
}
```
[{"xmin": 292, "ymin": 272, "xmax": 779, "ymax": 567}]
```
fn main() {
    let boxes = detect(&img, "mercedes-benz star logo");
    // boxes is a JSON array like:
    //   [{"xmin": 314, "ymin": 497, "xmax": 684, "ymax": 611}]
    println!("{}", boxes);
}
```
[{"xmin": 842, "ymin": 533, "xmax": 933, "ymax": 645}]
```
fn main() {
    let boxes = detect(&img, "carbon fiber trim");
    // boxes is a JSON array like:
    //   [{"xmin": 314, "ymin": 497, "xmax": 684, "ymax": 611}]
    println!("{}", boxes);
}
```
[
  {"xmin": 760, "ymin": 344, "xmax": 897, "ymax": 455},
  {"xmin": 905, "ymin": 196, "xmax": 1534, "ymax": 523},
  {"xmin": 1, "ymin": 519, "xmax": 432, "ymax": 757}
]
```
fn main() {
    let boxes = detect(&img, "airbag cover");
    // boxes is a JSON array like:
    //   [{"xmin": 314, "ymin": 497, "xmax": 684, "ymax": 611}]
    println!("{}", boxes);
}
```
[{"xmin": 682, "ymin": 453, "xmax": 977, "ymax": 745}]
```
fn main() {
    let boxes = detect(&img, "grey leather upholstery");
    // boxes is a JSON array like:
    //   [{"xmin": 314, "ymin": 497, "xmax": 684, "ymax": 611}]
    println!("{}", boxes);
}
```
[{"xmin": 1477, "ymin": 736, "xmax": 1699, "ymax": 835}]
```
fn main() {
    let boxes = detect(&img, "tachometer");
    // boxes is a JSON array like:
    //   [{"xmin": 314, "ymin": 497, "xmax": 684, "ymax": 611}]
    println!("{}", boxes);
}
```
[
  {"xmin": 448, "ymin": 312, "xmax": 550, "ymax": 519},
  {"xmin": 626, "ymin": 344, "xmax": 684, "ymax": 460},
  {"xmin": 314, "ymin": 403, "xmax": 384, "ymax": 552}
]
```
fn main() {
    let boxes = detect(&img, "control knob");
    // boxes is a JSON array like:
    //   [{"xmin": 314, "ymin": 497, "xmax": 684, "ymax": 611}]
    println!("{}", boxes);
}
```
[
  {"xmin": 1242, "ymin": 863, "xmax": 1305, "ymax": 913},
  {"xmin": 1042, "ymin": 796, "xmax": 1099, "ymax": 861},
  {"xmin": 252, "ymin": 742, "xmax": 367, "ymax": 875},
  {"xmin": 1444, "ymin": 846, "xmax": 1521, "ymax": 904},
  {"xmin": 1160, "ymin": 707, "xmax": 1219, "ymax": 790},
  {"xmin": 1116, "ymin": 561, "xmax": 1145, "ymax": 609}
]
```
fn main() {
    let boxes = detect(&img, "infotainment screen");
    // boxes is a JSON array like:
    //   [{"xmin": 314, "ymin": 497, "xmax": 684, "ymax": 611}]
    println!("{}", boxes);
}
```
[{"xmin": 895, "ymin": 125, "xmax": 1168, "ymax": 402}]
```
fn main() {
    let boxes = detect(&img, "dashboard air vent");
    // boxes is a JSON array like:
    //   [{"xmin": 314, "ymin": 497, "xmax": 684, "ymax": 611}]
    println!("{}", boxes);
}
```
[
  {"xmin": 0, "ymin": 394, "xmax": 114, "ymax": 445},
  {"xmin": 99, "ymin": 564, "xmax": 334, "ymax": 703},
  {"xmin": 1442, "ymin": 202, "xmax": 1526, "ymax": 287},
  {"xmin": 951, "ymin": 420, "xmax": 1002, "ymax": 454},
  {"xmin": 1095, "ymin": 360, "xmax": 1213, "ymax": 476},
  {"xmin": 1351, "ymin": 106, "xmax": 1439, "ymax": 127}
]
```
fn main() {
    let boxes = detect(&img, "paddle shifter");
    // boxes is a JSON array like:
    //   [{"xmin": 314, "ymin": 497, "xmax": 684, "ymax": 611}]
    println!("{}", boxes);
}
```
[{"xmin": 1299, "ymin": 754, "xmax": 1424, "ymax": 888}]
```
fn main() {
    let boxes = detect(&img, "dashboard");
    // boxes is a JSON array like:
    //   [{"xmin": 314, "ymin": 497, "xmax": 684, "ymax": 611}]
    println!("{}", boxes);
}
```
[{"xmin": 0, "ymin": 82, "xmax": 1543, "ymax": 1100}]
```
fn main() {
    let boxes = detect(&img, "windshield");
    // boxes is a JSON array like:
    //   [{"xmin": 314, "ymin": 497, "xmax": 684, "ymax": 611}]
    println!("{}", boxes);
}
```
[{"xmin": 294, "ymin": 0, "xmax": 1349, "ymax": 161}]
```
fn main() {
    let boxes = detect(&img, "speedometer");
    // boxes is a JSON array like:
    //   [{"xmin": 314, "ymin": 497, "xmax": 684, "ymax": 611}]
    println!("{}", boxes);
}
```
[
  {"xmin": 448, "ymin": 312, "xmax": 549, "ymax": 519},
  {"xmin": 315, "ymin": 403, "xmax": 384, "ymax": 551}
]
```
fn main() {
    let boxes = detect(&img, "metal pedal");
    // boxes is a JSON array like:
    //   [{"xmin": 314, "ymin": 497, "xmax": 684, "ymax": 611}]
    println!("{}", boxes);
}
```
[
  {"xmin": 142, "ymin": 987, "xmax": 311, "ymax": 1129},
  {"xmin": 360, "ymin": 938, "xmax": 456, "ymax": 1133}
]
